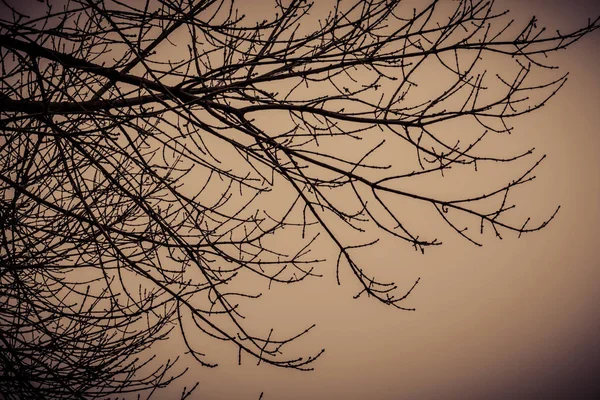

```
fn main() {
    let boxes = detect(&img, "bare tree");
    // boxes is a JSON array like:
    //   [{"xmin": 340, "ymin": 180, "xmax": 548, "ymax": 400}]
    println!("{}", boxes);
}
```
[{"xmin": 1, "ymin": 0, "xmax": 598, "ymax": 398}]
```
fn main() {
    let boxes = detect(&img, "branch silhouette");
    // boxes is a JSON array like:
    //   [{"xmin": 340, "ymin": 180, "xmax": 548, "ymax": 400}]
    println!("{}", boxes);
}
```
[{"xmin": 1, "ymin": 0, "xmax": 598, "ymax": 398}]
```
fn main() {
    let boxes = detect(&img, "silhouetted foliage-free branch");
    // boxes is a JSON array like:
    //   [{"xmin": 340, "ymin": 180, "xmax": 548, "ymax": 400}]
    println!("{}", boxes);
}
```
[{"xmin": 1, "ymin": 0, "xmax": 598, "ymax": 398}]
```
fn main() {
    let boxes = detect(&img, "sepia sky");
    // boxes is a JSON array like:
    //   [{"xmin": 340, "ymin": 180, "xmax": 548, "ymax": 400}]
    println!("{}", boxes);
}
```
[
  {"xmin": 168, "ymin": 1, "xmax": 600, "ymax": 399},
  {"xmin": 4, "ymin": 0, "xmax": 600, "ymax": 399}
]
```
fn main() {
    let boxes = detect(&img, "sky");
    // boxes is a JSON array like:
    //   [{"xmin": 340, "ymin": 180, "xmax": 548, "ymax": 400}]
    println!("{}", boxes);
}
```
[
  {"xmin": 185, "ymin": 1, "xmax": 600, "ymax": 399},
  {"xmin": 3, "ymin": 0, "xmax": 600, "ymax": 399},
  {"xmin": 169, "ymin": 1, "xmax": 600, "ymax": 398}
]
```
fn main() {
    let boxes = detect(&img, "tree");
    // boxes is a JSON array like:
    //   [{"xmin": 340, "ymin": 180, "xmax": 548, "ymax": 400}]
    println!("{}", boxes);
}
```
[{"xmin": 1, "ymin": 0, "xmax": 598, "ymax": 398}]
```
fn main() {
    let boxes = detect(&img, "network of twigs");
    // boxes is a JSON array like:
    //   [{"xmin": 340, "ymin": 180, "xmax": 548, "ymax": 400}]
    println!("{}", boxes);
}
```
[{"xmin": 1, "ymin": 0, "xmax": 598, "ymax": 398}]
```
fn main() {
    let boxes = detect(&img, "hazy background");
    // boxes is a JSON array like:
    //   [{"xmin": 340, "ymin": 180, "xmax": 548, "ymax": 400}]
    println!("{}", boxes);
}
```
[
  {"xmin": 5, "ymin": 0, "xmax": 600, "ymax": 399},
  {"xmin": 170, "ymin": 1, "xmax": 600, "ymax": 399}
]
